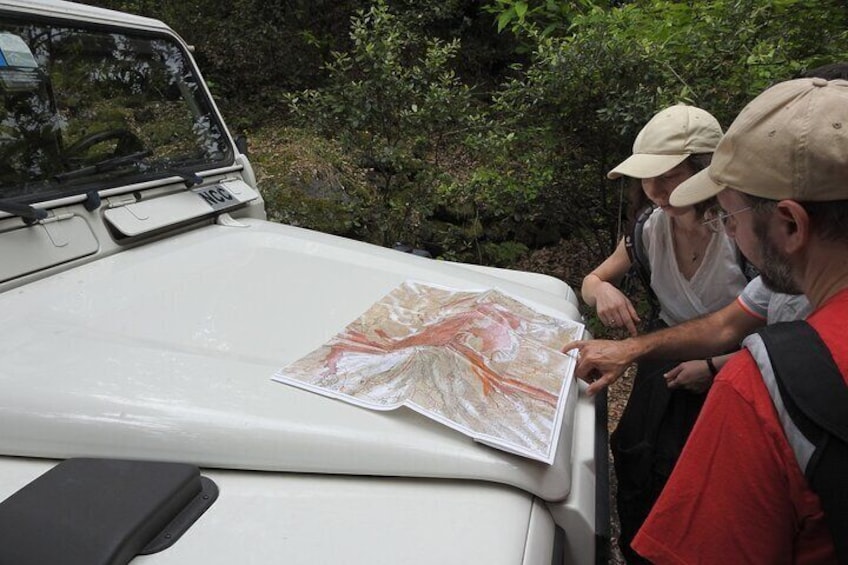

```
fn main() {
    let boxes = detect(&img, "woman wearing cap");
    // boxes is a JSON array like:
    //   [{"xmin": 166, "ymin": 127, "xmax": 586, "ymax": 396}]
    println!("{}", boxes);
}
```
[
  {"xmin": 582, "ymin": 104, "xmax": 747, "ymax": 335},
  {"xmin": 580, "ymin": 104, "xmax": 749, "ymax": 564}
]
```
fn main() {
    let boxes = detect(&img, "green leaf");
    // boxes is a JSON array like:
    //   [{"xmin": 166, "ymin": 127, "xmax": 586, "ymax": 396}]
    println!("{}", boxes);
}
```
[
  {"xmin": 515, "ymin": 2, "xmax": 528, "ymax": 21},
  {"xmin": 497, "ymin": 9, "xmax": 515, "ymax": 33}
]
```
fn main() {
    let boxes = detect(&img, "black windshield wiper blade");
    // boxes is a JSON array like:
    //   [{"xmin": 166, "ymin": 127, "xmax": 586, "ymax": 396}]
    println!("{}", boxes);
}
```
[
  {"xmin": 0, "ymin": 199, "xmax": 48, "ymax": 225},
  {"xmin": 54, "ymin": 150, "xmax": 152, "ymax": 183},
  {"xmin": 149, "ymin": 167, "xmax": 203, "ymax": 188}
]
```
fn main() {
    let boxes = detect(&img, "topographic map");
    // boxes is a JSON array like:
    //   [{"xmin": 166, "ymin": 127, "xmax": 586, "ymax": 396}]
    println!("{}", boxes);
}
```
[{"xmin": 272, "ymin": 281, "xmax": 583, "ymax": 463}]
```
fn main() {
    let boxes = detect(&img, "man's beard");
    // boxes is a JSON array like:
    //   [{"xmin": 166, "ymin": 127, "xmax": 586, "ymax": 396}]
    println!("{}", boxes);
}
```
[{"xmin": 755, "ymin": 217, "xmax": 802, "ymax": 295}]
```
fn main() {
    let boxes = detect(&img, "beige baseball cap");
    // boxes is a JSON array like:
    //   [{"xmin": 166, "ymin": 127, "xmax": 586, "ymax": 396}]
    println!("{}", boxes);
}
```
[
  {"xmin": 607, "ymin": 104, "xmax": 723, "ymax": 179},
  {"xmin": 671, "ymin": 78, "xmax": 848, "ymax": 207}
]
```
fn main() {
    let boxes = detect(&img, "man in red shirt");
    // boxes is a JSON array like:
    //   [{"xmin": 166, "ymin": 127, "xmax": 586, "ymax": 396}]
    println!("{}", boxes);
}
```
[{"xmin": 630, "ymin": 78, "xmax": 848, "ymax": 563}]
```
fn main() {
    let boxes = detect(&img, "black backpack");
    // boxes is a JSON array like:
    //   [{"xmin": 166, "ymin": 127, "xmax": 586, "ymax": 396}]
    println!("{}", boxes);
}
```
[
  {"xmin": 623, "ymin": 206, "xmax": 661, "ymax": 322},
  {"xmin": 746, "ymin": 321, "xmax": 848, "ymax": 563}
]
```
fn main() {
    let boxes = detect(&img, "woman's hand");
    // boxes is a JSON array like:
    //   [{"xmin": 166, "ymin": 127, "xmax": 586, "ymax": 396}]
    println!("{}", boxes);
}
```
[
  {"xmin": 664, "ymin": 360, "xmax": 713, "ymax": 394},
  {"xmin": 593, "ymin": 281, "xmax": 641, "ymax": 336}
]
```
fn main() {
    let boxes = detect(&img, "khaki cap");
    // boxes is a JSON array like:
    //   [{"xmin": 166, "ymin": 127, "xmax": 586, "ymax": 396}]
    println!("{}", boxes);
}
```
[
  {"xmin": 607, "ymin": 104, "xmax": 723, "ymax": 179},
  {"xmin": 671, "ymin": 78, "xmax": 848, "ymax": 207}
]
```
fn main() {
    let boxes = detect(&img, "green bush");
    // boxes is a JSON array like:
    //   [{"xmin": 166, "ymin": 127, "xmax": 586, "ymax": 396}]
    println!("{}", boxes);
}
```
[
  {"xmin": 473, "ymin": 0, "xmax": 848, "ymax": 259},
  {"xmin": 287, "ymin": 0, "xmax": 480, "ymax": 250},
  {"xmin": 87, "ymin": 0, "xmax": 848, "ymax": 270},
  {"xmin": 252, "ymin": 127, "xmax": 371, "ymax": 239}
]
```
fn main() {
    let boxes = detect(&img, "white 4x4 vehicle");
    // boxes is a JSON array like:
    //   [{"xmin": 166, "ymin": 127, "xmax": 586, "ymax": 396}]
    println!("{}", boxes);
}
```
[{"xmin": 0, "ymin": 2, "xmax": 607, "ymax": 564}]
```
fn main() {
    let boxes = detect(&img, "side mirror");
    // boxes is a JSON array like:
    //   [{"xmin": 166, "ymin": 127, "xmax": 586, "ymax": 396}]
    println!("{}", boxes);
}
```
[
  {"xmin": 0, "ymin": 32, "xmax": 43, "ymax": 92},
  {"xmin": 234, "ymin": 135, "xmax": 248, "ymax": 157}
]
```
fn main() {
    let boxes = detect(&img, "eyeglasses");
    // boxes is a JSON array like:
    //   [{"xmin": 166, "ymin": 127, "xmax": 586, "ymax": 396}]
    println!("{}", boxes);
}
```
[{"xmin": 704, "ymin": 206, "xmax": 751, "ymax": 228}]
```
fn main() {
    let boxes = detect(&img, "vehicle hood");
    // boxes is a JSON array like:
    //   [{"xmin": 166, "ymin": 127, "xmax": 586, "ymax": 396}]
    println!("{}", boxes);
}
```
[{"xmin": 0, "ymin": 219, "xmax": 585, "ymax": 501}]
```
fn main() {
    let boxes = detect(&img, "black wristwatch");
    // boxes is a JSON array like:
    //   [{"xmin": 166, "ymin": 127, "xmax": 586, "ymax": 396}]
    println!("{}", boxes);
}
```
[{"xmin": 705, "ymin": 357, "xmax": 719, "ymax": 377}]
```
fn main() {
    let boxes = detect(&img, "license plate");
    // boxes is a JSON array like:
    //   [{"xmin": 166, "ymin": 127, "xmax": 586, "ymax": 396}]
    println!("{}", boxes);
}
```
[{"xmin": 194, "ymin": 184, "xmax": 237, "ymax": 211}]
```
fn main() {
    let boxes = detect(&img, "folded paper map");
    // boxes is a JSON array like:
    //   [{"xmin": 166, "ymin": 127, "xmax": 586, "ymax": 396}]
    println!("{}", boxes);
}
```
[{"xmin": 273, "ymin": 281, "xmax": 583, "ymax": 463}]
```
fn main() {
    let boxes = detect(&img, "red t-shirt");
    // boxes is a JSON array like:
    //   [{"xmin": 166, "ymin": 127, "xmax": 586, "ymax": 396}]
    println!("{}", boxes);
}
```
[{"xmin": 631, "ymin": 289, "xmax": 848, "ymax": 564}]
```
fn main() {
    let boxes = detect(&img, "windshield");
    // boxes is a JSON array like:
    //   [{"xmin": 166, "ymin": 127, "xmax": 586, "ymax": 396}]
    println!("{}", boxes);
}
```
[{"xmin": 0, "ymin": 17, "xmax": 231, "ymax": 203}]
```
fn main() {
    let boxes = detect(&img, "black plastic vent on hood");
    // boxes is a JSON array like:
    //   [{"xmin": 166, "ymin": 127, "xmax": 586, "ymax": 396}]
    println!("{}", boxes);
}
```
[{"xmin": 0, "ymin": 458, "xmax": 218, "ymax": 565}]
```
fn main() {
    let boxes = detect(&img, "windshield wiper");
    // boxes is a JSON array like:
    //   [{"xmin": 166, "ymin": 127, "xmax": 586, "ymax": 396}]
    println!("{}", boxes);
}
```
[
  {"xmin": 55, "ymin": 152, "xmax": 203, "ymax": 189},
  {"xmin": 54, "ymin": 150, "xmax": 152, "ymax": 183},
  {"xmin": 0, "ymin": 199, "xmax": 48, "ymax": 225},
  {"xmin": 154, "ymin": 168, "xmax": 203, "ymax": 188}
]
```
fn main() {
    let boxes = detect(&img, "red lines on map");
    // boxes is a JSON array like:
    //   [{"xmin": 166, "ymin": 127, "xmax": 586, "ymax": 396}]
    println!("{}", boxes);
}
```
[{"xmin": 326, "ymin": 303, "xmax": 559, "ymax": 407}]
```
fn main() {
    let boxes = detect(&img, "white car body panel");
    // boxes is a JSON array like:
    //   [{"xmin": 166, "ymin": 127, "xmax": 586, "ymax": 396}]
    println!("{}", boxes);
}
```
[
  {"xmin": 0, "ymin": 458, "xmax": 548, "ymax": 565},
  {"xmin": 1, "ymin": 219, "xmax": 582, "ymax": 500}
]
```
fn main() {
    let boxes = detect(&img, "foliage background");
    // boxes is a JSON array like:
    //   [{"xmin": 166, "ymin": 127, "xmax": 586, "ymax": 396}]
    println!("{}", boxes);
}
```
[{"xmin": 91, "ymin": 0, "xmax": 847, "ymax": 278}]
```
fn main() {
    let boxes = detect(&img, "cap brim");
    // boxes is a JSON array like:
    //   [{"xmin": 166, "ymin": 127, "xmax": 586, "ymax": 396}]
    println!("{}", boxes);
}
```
[
  {"xmin": 669, "ymin": 168, "xmax": 725, "ymax": 207},
  {"xmin": 607, "ymin": 153, "xmax": 689, "ymax": 180}
]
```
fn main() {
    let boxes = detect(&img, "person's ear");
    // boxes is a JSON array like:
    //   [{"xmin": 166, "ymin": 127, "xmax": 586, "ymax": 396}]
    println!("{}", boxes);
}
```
[{"xmin": 775, "ymin": 200, "xmax": 809, "ymax": 253}]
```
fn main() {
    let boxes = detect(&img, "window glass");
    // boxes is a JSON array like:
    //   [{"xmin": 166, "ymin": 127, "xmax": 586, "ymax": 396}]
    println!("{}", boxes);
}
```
[{"xmin": 0, "ymin": 19, "xmax": 231, "ymax": 202}]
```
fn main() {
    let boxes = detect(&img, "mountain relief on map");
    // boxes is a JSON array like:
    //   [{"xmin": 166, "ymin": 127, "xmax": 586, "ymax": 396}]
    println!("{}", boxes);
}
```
[{"xmin": 273, "ymin": 281, "xmax": 583, "ymax": 463}]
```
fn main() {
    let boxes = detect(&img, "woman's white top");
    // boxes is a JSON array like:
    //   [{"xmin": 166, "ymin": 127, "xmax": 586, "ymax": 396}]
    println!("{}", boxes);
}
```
[{"xmin": 642, "ymin": 207, "xmax": 748, "ymax": 326}]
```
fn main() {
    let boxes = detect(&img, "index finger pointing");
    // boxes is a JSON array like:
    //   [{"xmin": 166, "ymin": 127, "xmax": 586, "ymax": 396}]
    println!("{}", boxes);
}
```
[{"xmin": 561, "ymin": 340, "xmax": 586, "ymax": 355}]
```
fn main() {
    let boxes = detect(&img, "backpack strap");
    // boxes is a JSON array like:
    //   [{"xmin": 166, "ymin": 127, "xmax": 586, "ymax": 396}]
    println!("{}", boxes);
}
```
[
  {"xmin": 624, "ymin": 206, "xmax": 652, "ymax": 290},
  {"xmin": 743, "ymin": 321, "xmax": 848, "ymax": 562},
  {"xmin": 624, "ymin": 206, "xmax": 660, "ymax": 320}
]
